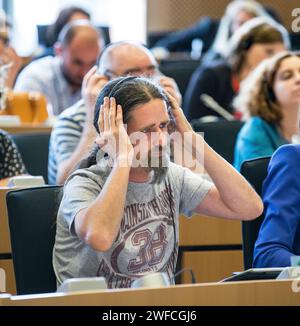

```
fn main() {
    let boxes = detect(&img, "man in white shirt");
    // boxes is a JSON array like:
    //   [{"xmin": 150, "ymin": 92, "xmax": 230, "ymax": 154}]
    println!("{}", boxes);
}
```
[{"xmin": 14, "ymin": 20, "xmax": 104, "ymax": 115}]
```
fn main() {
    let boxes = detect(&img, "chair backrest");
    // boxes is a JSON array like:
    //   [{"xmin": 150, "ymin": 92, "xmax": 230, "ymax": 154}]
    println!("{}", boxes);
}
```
[
  {"xmin": 147, "ymin": 30, "xmax": 170, "ymax": 48},
  {"xmin": 6, "ymin": 185, "xmax": 62, "ymax": 294},
  {"xmin": 36, "ymin": 24, "xmax": 49, "ymax": 46},
  {"xmin": 240, "ymin": 156, "xmax": 271, "ymax": 270},
  {"xmin": 37, "ymin": 24, "xmax": 111, "ymax": 47},
  {"xmin": 191, "ymin": 120, "xmax": 244, "ymax": 164},
  {"xmin": 98, "ymin": 25, "xmax": 111, "ymax": 46},
  {"xmin": 160, "ymin": 59, "xmax": 200, "ymax": 98},
  {"xmin": 290, "ymin": 32, "xmax": 300, "ymax": 51},
  {"xmin": 12, "ymin": 133, "xmax": 50, "ymax": 184}
]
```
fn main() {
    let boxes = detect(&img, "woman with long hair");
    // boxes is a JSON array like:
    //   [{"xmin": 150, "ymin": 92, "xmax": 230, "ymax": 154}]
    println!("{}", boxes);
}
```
[{"xmin": 234, "ymin": 51, "xmax": 300, "ymax": 170}]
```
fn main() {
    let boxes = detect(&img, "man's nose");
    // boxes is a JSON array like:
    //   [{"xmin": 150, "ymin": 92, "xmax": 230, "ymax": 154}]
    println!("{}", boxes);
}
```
[{"xmin": 151, "ymin": 129, "xmax": 167, "ymax": 147}]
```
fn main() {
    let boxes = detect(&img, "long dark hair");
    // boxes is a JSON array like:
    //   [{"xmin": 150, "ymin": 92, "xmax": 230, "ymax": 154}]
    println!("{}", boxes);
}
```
[{"xmin": 78, "ymin": 76, "xmax": 170, "ymax": 169}]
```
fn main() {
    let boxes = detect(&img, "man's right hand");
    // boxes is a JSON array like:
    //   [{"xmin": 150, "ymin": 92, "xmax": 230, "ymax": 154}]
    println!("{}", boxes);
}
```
[
  {"xmin": 81, "ymin": 66, "xmax": 109, "ymax": 122},
  {"xmin": 96, "ymin": 97, "xmax": 134, "ymax": 167}
]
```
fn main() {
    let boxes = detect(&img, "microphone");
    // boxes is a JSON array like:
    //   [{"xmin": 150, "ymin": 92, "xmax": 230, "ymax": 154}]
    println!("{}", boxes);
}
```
[{"xmin": 200, "ymin": 94, "xmax": 235, "ymax": 121}]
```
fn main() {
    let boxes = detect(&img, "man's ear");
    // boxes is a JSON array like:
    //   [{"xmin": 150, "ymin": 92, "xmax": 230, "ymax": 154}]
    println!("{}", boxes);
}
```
[{"xmin": 54, "ymin": 41, "xmax": 63, "ymax": 57}]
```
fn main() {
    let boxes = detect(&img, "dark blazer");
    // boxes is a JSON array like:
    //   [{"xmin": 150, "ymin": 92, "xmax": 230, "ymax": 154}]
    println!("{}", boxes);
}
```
[
  {"xmin": 154, "ymin": 16, "xmax": 219, "ymax": 53},
  {"xmin": 183, "ymin": 60, "xmax": 236, "ymax": 121}
]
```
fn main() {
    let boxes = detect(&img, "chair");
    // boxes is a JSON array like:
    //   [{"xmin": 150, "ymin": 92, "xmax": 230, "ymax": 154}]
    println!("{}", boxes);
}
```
[
  {"xmin": 6, "ymin": 185, "xmax": 62, "ymax": 294},
  {"xmin": 191, "ymin": 120, "xmax": 244, "ymax": 164},
  {"xmin": 240, "ymin": 156, "xmax": 271, "ymax": 270},
  {"xmin": 35, "ymin": 24, "xmax": 111, "ymax": 60},
  {"xmin": 147, "ymin": 31, "xmax": 170, "ymax": 48},
  {"xmin": 160, "ymin": 59, "xmax": 200, "ymax": 98},
  {"xmin": 290, "ymin": 32, "xmax": 300, "ymax": 51},
  {"xmin": 37, "ymin": 24, "xmax": 111, "ymax": 47},
  {"xmin": 98, "ymin": 25, "xmax": 111, "ymax": 46},
  {"xmin": 12, "ymin": 133, "xmax": 50, "ymax": 184}
]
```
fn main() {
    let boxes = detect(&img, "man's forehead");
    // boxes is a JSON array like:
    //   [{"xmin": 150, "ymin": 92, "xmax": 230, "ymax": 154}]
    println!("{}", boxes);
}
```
[
  {"xmin": 113, "ymin": 45, "xmax": 155, "ymax": 66},
  {"xmin": 129, "ymin": 99, "xmax": 169, "ymax": 127},
  {"xmin": 117, "ymin": 44, "xmax": 152, "ymax": 56}
]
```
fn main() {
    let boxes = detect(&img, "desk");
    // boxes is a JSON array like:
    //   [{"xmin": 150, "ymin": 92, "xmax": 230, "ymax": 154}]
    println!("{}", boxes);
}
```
[
  {"xmin": 0, "ymin": 123, "xmax": 52, "ymax": 134},
  {"xmin": 179, "ymin": 215, "xmax": 243, "ymax": 283},
  {"xmin": 2, "ymin": 280, "xmax": 300, "ymax": 306},
  {"xmin": 180, "ymin": 215, "xmax": 242, "ymax": 246}
]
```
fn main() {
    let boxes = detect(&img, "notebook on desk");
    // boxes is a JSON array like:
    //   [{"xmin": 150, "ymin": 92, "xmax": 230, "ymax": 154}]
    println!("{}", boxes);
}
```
[{"xmin": 221, "ymin": 268, "xmax": 284, "ymax": 282}]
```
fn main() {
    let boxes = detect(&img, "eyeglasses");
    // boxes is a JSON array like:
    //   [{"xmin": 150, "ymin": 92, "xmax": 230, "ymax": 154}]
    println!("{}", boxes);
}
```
[{"xmin": 103, "ymin": 65, "xmax": 159, "ymax": 80}]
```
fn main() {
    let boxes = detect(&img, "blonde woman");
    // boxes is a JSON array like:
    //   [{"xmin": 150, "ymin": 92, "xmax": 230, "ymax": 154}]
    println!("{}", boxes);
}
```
[{"xmin": 234, "ymin": 51, "xmax": 300, "ymax": 170}]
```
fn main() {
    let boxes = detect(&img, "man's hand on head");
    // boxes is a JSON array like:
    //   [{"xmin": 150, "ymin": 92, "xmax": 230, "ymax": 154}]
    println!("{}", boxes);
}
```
[
  {"xmin": 82, "ymin": 66, "xmax": 109, "ymax": 122},
  {"xmin": 166, "ymin": 91, "xmax": 192, "ymax": 135},
  {"xmin": 95, "ymin": 97, "xmax": 134, "ymax": 167},
  {"xmin": 157, "ymin": 75, "xmax": 182, "ymax": 106}
]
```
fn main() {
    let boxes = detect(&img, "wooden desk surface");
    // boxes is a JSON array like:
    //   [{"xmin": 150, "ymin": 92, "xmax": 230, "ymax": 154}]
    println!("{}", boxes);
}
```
[
  {"xmin": 2, "ymin": 280, "xmax": 300, "ymax": 306},
  {"xmin": 0, "ymin": 123, "xmax": 52, "ymax": 134}
]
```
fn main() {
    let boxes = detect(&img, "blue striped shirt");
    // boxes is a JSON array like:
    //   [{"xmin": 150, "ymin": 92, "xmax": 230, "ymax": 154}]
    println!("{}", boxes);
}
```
[{"xmin": 48, "ymin": 100, "xmax": 86, "ymax": 184}]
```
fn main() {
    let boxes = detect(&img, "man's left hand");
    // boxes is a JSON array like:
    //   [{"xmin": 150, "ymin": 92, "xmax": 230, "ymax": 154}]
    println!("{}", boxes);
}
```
[
  {"xmin": 166, "ymin": 91, "xmax": 193, "ymax": 135},
  {"xmin": 157, "ymin": 76, "xmax": 182, "ymax": 106}
]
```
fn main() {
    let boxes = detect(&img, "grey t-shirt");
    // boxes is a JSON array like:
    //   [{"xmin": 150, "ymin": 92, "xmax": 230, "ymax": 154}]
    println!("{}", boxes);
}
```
[{"xmin": 53, "ymin": 160, "xmax": 213, "ymax": 289}]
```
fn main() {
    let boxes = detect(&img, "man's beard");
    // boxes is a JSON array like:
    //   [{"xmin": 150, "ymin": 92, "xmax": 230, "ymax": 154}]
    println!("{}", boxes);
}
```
[
  {"xmin": 146, "ymin": 146, "xmax": 170, "ymax": 185},
  {"xmin": 61, "ymin": 64, "xmax": 82, "ymax": 88}
]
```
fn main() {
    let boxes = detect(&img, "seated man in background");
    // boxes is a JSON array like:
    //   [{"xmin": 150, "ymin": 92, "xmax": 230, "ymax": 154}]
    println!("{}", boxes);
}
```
[
  {"xmin": 254, "ymin": 144, "xmax": 300, "ymax": 268},
  {"xmin": 14, "ymin": 20, "xmax": 104, "ymax": 115},
  {"xmin": 48, "ymin": 41, "xmax": 181, "ymax": 185},
  {"xmin": 0, "ymin": 129, "xmax": 26, "ymax": 186}
]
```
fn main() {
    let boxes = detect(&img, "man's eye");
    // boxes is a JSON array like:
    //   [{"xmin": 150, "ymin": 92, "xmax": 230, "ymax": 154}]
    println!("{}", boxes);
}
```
[{"xmin": 160, "ymin": 122, "xmax": 169, "ymax": 129}]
